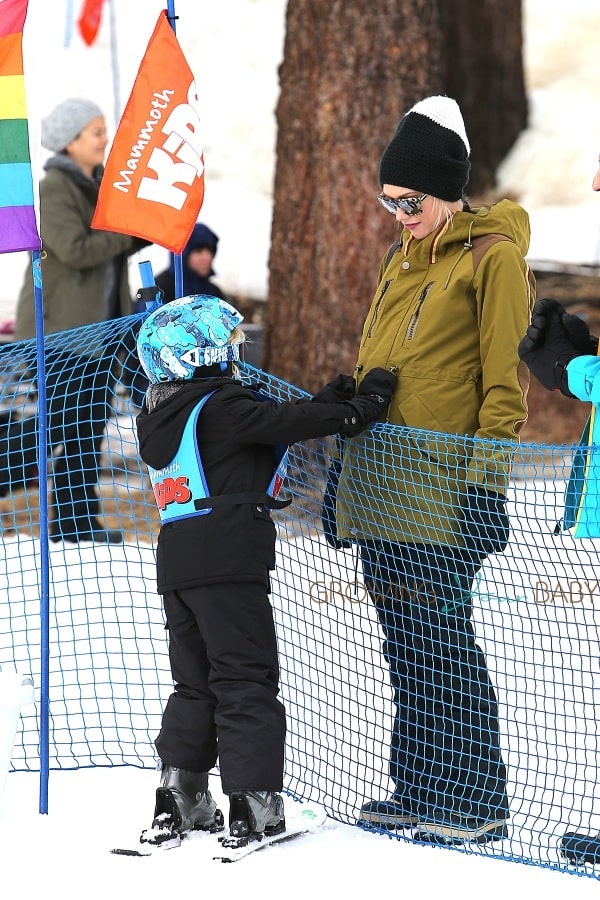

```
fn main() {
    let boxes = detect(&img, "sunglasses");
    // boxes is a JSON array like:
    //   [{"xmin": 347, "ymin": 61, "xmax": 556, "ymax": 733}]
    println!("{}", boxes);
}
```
[{"xmin": 377, "ymin": 192, "xmax": 428, "ymax": 216}]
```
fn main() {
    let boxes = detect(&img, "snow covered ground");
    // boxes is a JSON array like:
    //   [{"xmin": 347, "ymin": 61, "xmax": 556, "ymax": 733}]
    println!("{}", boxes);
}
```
[
  {"xmin": 2, "ymin": 480, "xmax": 600, "ymax": 895},
  {"xmin": 497, "ymin": 0, "xmax": 600, "ymax": 264},
  {"xmin": 1, "ymin": 763, "xmax": 600, "ymax": 899}
]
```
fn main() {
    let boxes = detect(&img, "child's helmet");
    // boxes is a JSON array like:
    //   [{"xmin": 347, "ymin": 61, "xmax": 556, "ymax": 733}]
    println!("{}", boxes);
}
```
[{"xmin": 136, "ymin": 294, "xmax": 244, "ymax": 384}]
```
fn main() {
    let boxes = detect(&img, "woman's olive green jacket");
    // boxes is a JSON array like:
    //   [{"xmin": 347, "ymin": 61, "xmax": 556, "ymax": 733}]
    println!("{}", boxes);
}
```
[{"xmin": 336, "ymin": 200, "xmax": 535, "ymax": 548}]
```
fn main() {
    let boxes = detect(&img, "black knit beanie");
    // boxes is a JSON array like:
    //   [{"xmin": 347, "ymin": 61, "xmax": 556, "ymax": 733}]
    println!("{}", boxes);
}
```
[{"xmin": 379, "ymin": 96, "xmax": 471, "ymax": 201}]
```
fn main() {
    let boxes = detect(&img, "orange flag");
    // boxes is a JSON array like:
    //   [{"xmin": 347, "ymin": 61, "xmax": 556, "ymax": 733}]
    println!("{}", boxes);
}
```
[
  {"xmin": 92, "ymin": 10, "xmax": 205, "ymax": 254},
  {"xmin": 77, "ymin": 0, "xmax": 106, "ymax": 46}
]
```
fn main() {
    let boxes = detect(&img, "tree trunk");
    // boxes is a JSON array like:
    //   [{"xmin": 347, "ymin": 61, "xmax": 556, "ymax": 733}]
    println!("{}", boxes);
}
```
[
  {"xmin": 442, "ymin": 0, "xmax": 527, "ymax": 198},
  {"xmin": 263, "ymin": 0, "xmax": 445, "ymax": 391},
  {"xmin": 263, "ymin": 0, "xmax": 526, "ymax": 388}
]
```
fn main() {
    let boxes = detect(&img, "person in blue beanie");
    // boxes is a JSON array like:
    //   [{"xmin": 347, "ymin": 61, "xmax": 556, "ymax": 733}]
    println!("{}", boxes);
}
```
[
  {"xmin": 122, "ymin": 224, "xmax": 227, "ymax": 407},
  {"xmin": 155, "ymin": 223, "xmax": 226, "ymax": 303}
]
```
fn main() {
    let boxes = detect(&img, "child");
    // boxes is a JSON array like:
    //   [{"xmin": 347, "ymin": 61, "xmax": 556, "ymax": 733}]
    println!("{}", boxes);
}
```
[{"xmin": 135, "ymin": 293, "xmax": 396, "ymax": 847}]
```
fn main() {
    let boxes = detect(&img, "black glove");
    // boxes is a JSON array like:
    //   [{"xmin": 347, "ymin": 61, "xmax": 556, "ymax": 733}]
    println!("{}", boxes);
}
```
[
  {"xmin": 460, "ymin": 485, "xmax": 510, "ymax": 562},
  {"xmin": 321, "ymin": 451, "xmax": 351, "ymax": 550},
  {"xmin": 518, "ymin": 298, "xmax": 563, "ymax": 355},
  {"xmin": 518, "ymin": 298, "xmax": 581, "ymax": 397},
  {"xmin": 562, "ymin": 312, "xmax": 599, "ymax": 356},
  {"xmin": 311, "ymin": 374, "xmax": 356, "ymax": 404},
  {"xmin": 340, "ymin": 368, "xmax": 397, "ymax": 438},
  {"xmin": 519, "ymin": 298, "xmax": 598, "ymax": 356}
]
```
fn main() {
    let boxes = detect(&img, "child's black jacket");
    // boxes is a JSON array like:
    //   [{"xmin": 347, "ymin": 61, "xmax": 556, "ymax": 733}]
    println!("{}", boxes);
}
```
[{"xmin": 136, "ymin": 378, "xmax": 349, "ymax": 592}]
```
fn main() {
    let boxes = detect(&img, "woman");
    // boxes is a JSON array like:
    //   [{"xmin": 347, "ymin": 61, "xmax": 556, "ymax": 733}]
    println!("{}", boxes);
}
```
[
  {"xmin": 330, "ymin": 96, "xmax": 535, "ymax": 844},
  {"xmin": 15, "ymin": 98, "xmax": 145, "ymax": 543}
]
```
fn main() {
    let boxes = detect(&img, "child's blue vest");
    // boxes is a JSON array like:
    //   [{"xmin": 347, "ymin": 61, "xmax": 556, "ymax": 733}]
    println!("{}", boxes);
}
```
[{"xmin": 147, "ymin": 390, "xmax": 289, "ymax": 523}]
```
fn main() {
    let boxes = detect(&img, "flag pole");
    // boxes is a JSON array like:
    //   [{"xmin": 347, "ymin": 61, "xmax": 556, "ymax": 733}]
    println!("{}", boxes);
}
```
[
  {"xmin": 63, "ymin": 0, "xmax": 75, "ymax": 47},
  {"xmin": 166, "ymin": 0, "xmax": 184, "ymax": 299},
  {"xmin": 32, "ymin": 252, "xmax": 51, "ymax": 815},
  {"xmin": 16, "ymin": 0, "xmax": 51, "ymax": 816},
  {"xmin": 108, "ymin": 0, "xmax": 121, "ymax": 130}
]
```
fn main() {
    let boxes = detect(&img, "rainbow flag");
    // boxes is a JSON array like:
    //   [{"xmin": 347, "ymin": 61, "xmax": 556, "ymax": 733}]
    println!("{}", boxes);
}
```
[{"xmin": 0, "ymin": 0, "xmax": 41, "ymax": 253}]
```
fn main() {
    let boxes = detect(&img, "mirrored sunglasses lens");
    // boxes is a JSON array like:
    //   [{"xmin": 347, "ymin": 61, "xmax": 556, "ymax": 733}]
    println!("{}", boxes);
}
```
[
  {"xmin": 401, "ymin": 197, "xmax": 422, "ymax": 215},
  {"xmin": 377, "ymin": 194, "xmax": 397, "ymax": 214},
  {"xmin": 378, "ymin": 194, "xmax": 424, "ymax": 215}
]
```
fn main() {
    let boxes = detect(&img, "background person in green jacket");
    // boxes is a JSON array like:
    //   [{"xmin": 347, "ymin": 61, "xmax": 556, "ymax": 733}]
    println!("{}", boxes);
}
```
[
  {"xmin": 14, "ymin": 98, "xmax": 145, "ymax": 544},
  {"xmin": 324, "ymin": 95, "xmax": 535, "ymax": 845}
]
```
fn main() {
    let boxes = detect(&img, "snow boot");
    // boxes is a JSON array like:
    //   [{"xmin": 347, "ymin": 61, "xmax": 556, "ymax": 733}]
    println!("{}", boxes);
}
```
[
  {"xmin": 140, "ymin": 766, "xmax": 224, "ymax": 848},
  {"xmin": 561, "ymin": 832, "xmax": 600, "ymax": 865},
  {"xmin": 413, "ymin": 813, "xmax": 509, "ymax": 845},
  {"xmin": 228, "ymin": 791, "xmax": 286, "ymax": 839},
  {"xmin": 358, "ymin": 797, "xmax": 420, "ymax": 829}
]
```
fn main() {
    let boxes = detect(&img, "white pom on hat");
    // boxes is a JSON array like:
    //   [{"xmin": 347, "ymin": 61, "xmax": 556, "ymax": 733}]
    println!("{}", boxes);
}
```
[
  {"xmin": 41, "ymin": 98, "xmax": 104, "ymax": 153},
  {"xmin": 408, "ymin": 95, "xmax": 470, "ymax": 155}
]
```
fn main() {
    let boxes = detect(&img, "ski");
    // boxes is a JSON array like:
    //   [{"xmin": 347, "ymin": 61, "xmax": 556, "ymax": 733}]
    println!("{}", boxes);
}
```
[
  {"xmin": 213, "ymin": 803, "xmax": 327, "ymax": 863},
  {"xmin": 111, "ymin": 847, "xmax": 154, "ymax": 857},
  {"xmin": 111, "ymin": 820, "xmax": 223, "ymax": 857},
  {"xmin": 110, "ymin": 802, "xmax": 327, "ymax": 861},
  {"xmin": 111, "ymin": 833, "xmax": 197, "ymax": 857}
]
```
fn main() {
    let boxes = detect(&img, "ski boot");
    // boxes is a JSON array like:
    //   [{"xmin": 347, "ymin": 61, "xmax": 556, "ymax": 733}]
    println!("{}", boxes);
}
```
[
  {"xmin": 140, "ymin": 766, "xmax": 224, "ymax": 849},
  {"xmin": 223, "ymin": 791, "xmax": 286, "ymax": 848}
]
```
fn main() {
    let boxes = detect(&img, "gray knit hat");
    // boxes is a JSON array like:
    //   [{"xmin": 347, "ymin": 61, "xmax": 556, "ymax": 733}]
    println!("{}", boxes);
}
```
[
  {"xmin": 379, "ymin": 96, "xmax": 471, "ymax": 201},
  {"xmin": 41, "ymin": 98, "xmax": 104, "ymax": 152}
]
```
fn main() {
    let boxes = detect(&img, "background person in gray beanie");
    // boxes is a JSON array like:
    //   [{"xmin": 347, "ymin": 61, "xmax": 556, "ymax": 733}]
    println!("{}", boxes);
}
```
[
  {"xmin": 322, "ymin": 95, "xmax": 535, "ymax": 844},
  {"xmin": 14, "ymin": 97, "xmax": 146, "ymax": 544}
]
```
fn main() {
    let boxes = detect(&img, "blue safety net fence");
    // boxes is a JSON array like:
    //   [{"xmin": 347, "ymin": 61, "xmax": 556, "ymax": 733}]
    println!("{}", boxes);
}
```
[{"xmin": 1, "ymin": 313, "xmax": 600, "ymax": 880}]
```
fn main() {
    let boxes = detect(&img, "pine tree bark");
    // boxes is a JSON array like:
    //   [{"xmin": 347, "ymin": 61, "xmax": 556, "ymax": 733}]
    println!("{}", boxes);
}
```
[
  {"xmin": 263, "ymin": 0, "xmax": 445, "ymax": 391},
  {"xmin": 263, "ymin": 0, "xmax": 526, "ymax": 389},
  {"xmin": 442, "ymin": 0, "xmax": 527, "ymax": 198}
]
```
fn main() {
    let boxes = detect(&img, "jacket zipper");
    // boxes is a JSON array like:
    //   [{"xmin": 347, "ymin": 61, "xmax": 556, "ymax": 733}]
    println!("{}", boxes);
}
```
[
  {"xmin": 366, "ymin": 280, "xmax": 392, "ymax": 338},
  {"xmin": 406, "ymin": 282, "xmax": 434, "ymax": 341}
]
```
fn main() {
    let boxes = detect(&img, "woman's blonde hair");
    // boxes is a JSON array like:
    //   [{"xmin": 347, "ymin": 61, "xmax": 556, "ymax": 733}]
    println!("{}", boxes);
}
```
[{"xmin": 431, "ymin": 196, "xmax": 462, "ymax": 232}]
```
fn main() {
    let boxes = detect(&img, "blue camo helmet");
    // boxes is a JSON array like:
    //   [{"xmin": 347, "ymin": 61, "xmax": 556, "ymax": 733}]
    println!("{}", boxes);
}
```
[{"xmin": 136, "ymin": 294, "xmax": 244, "ymax": 384}]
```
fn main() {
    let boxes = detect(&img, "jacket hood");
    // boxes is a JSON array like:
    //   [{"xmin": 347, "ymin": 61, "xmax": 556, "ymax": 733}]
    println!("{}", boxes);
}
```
[
  {"xmin": 136, "ymin": 378, "xmax": 233, "ymax": 470},
  {"xmin": 402, "ymin": 199, "xmax": 531, "ymax": 260},
  {"xmin": 44, "ymin": 153, "xmax": 103, "ymax": 193},
  {"xmin": 463, "ymin": 199, "xmax": 530, "ymax": 256}
]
